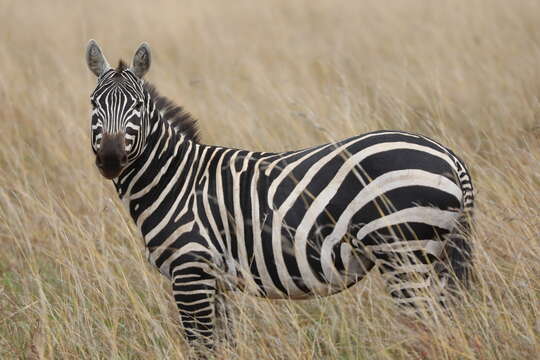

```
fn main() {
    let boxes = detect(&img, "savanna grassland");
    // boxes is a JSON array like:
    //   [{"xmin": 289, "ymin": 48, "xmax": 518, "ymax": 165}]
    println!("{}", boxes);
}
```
[{"xmin": 0, "ymin": 0, "xmax": 539, "ymax": 359}]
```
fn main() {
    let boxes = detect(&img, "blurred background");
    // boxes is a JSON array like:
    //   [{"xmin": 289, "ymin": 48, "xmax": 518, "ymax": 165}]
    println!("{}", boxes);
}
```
[{"xmin": 0, "ymin": 0, "xmax": 539, "ymax": 359}]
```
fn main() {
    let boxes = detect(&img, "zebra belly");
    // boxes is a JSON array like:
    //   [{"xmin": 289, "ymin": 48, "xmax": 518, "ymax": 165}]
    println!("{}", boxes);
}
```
[
  {"xmin": 227, "ymin": 232, "xmax": 373, "ymax": 300},
  {"xmin": 293, "ymin": 241, "xmax": 372, "ymax": 299}
]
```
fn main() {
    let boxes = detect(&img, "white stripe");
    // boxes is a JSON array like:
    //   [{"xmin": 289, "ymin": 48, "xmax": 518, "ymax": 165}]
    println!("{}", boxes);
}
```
[
  {"xmin": 271, "ymin": 209, "xmax": 303, "ymax": 295},
  {"xmin": 231, "ymin": 152, "xmax": 260, "ymax": 293},
  {"xmin": 367, "ymin": 239, "xmax": 445, "ymax": 256},
  {"xmin": 251, "ymin": 157, "xmax": 284, "ymax": 297},
  {"xmin": 355, "ymin": 207, "xmax": 458, "ymax": 241},
  {"xmin": 215, "ymin": 149, "xmax": 236, "ymax": 279},
  {"xmin": 201, "ymin": 151, "xmax": 227, "ymax": 256}
]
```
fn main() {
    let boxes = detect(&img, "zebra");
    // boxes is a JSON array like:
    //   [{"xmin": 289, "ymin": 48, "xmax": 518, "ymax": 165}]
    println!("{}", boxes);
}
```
[{"xmin": 85, "ymin": 40, "xmax": 474, "ymax": 353}]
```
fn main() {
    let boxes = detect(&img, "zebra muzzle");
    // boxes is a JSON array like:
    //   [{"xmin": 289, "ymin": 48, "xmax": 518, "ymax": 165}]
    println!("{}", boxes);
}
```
[{"xmin": 96, "ymin": 132, "xmax": 128, "ymax": 179}]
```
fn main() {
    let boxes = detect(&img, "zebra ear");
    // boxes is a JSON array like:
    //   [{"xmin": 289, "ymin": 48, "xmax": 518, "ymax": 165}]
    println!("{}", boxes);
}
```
[
  {"xmin": 131, "ymin": 42, "xmax": 151, "ymax": 78},
  {"xmin": 86, "ymin": 39, "xmax": 111, "ymax": 77}
]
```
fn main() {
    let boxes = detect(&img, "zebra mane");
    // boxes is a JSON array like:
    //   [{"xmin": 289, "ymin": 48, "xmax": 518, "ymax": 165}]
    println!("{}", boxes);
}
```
[
  {"xmin": 143, "ymin": 83, "xmax": 200, "ymax": 143},
  {"xmin": 116, "ymin": 60, "xmax": 129, "ymax": 72}
]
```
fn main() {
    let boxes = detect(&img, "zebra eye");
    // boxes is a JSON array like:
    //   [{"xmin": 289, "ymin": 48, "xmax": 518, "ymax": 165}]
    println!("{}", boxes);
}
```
[
  {"xmin": 90, "ymin": 99, "xmax": 98, "ymax": 109},
  {"xmin": 135, "ymin": 100, "xmax": 144, "ymax": 111}
]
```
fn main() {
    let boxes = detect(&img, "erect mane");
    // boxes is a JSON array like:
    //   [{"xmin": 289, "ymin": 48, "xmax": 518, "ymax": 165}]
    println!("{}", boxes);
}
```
[
  {"xmin": 116, "ymin": 59, "xmax": 129, "ymax": 72},
  {"xmin": 143, "ymin": 82, "xmax": 200, "ymax": 143}
]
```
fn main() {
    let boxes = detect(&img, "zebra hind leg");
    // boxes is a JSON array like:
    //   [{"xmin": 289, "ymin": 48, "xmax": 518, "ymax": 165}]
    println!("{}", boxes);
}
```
[
  {"xmin": 374, "ymin": 240, "xmax": 450, "ymax": 317},
  {"xmin": 439, "ymin": 213, "xmax": 474, "ymax": 294}
]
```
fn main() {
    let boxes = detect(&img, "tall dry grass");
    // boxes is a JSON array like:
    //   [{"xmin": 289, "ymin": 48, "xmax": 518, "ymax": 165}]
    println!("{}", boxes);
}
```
[{"xmin": 0, "ymin": 0, "xmax": 539, "ymax": 358}]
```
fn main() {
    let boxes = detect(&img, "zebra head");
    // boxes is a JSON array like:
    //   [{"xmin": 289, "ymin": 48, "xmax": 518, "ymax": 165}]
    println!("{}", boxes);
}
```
[{"xmin": 85, "ymin": 40, "xmax": 152, "ymax": 179}]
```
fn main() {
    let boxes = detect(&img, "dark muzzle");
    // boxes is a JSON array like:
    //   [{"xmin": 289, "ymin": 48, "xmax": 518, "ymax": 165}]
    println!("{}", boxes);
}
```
[{"xmin": 96, "ymin": 132, "xmax": 128, "ymax": 179}]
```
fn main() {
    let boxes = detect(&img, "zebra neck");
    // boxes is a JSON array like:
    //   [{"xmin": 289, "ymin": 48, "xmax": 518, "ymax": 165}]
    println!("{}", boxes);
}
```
[{"xmin": 114, "ymin": 119, "xmax": 197, "ymax": 224}]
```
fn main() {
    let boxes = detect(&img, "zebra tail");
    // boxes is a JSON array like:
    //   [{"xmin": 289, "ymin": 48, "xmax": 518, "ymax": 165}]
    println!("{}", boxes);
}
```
[{"xmin": 445, "ymin": 156, "xmax": 475, "ymax": 289}]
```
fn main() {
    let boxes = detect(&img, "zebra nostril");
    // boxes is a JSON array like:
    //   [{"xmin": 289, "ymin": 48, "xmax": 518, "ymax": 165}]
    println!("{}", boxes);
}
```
[
  {"xmin": 96, "ymin": 154, "xmax": 104, "ymax": 168},
  {"xmin": 120, "ymin": 153, "xmax": 128, "ymax": 166}
]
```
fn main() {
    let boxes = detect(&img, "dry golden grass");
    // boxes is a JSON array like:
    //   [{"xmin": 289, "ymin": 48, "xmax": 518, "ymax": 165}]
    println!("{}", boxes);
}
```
[{"xmin": 1, "ymin": 0, "xmax": 539, "ymax": 358}]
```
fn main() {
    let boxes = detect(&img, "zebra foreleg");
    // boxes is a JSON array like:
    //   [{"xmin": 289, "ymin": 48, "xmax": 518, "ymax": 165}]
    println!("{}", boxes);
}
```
[
  {"xmin": 171, "ymin": 255, "xmax": 217, "ymax": 355},
  {"xmin": 214, "ymin": 290, "xmax": 236, "ymax": 348}
]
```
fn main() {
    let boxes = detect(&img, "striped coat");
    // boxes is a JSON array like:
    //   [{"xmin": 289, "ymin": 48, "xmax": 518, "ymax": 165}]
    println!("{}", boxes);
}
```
[{"xmin": 86, "ymin": 40, "xmax": 474, "ymax": 352}]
